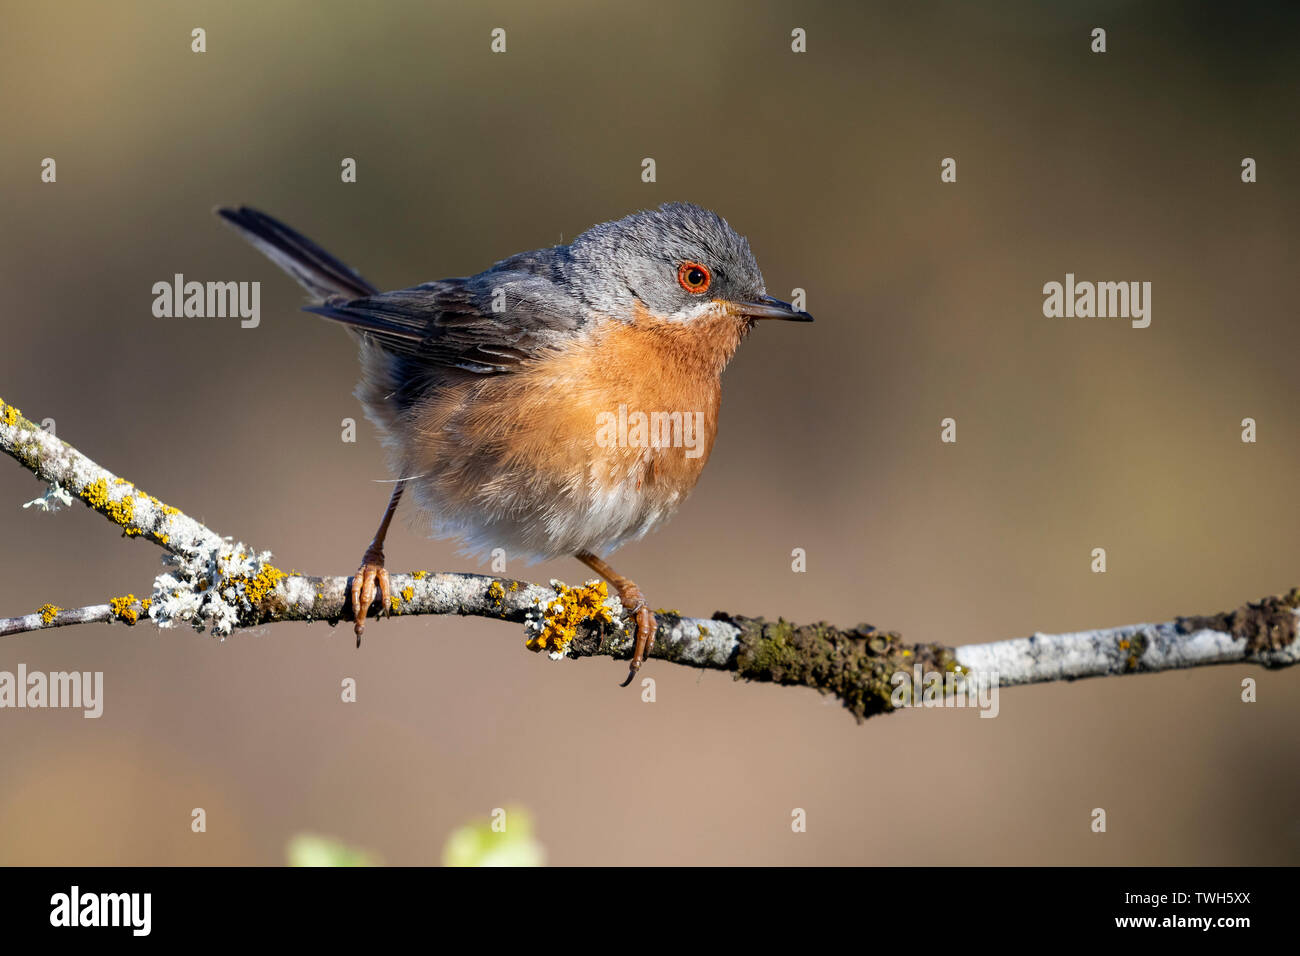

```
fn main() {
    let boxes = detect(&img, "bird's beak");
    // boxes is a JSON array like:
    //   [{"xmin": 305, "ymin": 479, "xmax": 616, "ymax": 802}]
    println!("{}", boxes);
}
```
[{"xmin": 733, "ymin": 295, "xmax": 814, "ymax": 322}]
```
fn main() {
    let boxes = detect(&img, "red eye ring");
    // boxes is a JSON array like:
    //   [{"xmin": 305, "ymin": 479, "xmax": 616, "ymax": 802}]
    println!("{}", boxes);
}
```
[{"xmin": 677, "ymin": 261, "xmax": 711, "ymax": 294}]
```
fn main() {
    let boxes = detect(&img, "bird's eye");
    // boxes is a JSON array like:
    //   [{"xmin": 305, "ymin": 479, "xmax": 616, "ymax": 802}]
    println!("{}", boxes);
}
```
[{"xmin": 677, "ymin": 261, "xmax": 711, "ymax": 294}]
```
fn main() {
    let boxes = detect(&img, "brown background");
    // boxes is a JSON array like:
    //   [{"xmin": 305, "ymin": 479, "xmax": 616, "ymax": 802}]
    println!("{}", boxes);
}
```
[{"xmin": 1, "ymin": 0, "xmax": 1297, "ymax": 865}]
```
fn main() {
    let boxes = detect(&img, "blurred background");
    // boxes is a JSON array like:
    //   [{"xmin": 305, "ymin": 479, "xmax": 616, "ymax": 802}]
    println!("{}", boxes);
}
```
[{"xmin": 1, "ymin": 0, "xmax": 1297, "ymax": 865}]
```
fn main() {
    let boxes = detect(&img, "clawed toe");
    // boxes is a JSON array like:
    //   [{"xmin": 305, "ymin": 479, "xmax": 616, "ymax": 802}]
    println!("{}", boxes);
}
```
[
  {"xmin": 618, "ymin": 599, "xmax": 657, "ymax": 687},
  {"xmin": 350, "ymin": 552, "xmax": 391, "ymax": 647},
  {"xmin": 573, "ymin": 551, "xmax": 658, "ymax": 687}
]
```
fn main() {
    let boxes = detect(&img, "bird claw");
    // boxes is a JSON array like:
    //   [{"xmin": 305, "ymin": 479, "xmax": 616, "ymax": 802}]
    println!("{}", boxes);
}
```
[
  {"xmin": 350, "ymin": 550, "xmax": 391, "ymax": 647},
  {"xmin": 573, "ymin": 551, "xmax": 658, "ymax": 687},
  {"xmin": 618, "ymin": 597, "xmax": 656, "ymax": 687}
]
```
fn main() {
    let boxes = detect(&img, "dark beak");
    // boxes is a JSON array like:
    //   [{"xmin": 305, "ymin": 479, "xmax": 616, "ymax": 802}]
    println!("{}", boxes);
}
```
[{"xmin": 734, "ymin": 295, "xmax": 814, "ymax": 322}]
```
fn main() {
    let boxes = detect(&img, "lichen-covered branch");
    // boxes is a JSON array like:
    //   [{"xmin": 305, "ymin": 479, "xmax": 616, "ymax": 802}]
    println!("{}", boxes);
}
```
[
  {"xmin": 0, "ymin": 398, "xmax": 222, "ymax": 558},
  {"xmin": 2, "ymin": 395, "xmax": 1297, "ymax": 721}
]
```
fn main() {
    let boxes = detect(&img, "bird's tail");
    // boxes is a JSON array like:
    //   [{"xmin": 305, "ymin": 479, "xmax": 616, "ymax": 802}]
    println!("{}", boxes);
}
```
[{"xmin": 214, "ymin": 205, "xmax": 378, "ymax": 301}]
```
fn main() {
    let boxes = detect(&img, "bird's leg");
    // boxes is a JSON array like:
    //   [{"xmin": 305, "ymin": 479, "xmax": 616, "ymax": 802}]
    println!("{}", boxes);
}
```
[
  {"xmin": 576, "ymin": 550, "xmax": 656, "ymax": 687},
  {"xmin": 351, "ymin": 481, "xmax": 405, "ymax": 647}
]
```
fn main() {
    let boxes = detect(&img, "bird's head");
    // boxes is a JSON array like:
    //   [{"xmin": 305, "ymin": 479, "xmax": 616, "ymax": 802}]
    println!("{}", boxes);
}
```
[{"xmin": 566, "ymin": 202, "xmax": 814, "ymax": 327}]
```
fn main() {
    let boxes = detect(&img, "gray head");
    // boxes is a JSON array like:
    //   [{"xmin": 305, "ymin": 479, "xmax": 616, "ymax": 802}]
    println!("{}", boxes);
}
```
[{"xmin": 565, "ymin": 202, "xmax": 813, "ymax": 324}]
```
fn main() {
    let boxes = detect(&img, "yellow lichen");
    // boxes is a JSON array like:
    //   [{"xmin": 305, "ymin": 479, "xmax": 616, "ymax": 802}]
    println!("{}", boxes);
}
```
[
  {"xmin": 141, "ymin": 598, "xmax": 152, "ymax": 611},
  {"xmin": 146, "ymin": 494, "xmax": 180, "ymax": 519},
  {"xmin": 526, "ymin": 580, "xmax": 615, "ymax": 655},
  {"xmin": 0, "ymin": 400, "xmax": 19, "ymax": 428},
  {"xmin": 80, "ymin": 478, "xmax": 141, "ymax": 534},
  {"xmin": 81, "ymin": 478, "xmax": 107, "ymax": 508},
  {"xmin": 412, "ymin": 570, "xmax": 427, "ymax": 579},
  {"xmin": 401, "ymin": 586, "xmax": 414, "ymax": 603},
  {"xmin": 37, "ymin": 604, "xmax": 61, "ymax": 625},
  {"xmin": 390, "ymin": 594, "xmax": 401, "ymax": 613},
  {"xmin": 239, "ymin": 564, "xmax": 287, "ymax": 605},
  {"xmin": 214, "ymin": 557, "xmax": 286, "ymax": 611},
  {"xmin": 109, "ymin": 594, "xmax": 139, "ymax": 624},
  {"xmin": 487, "ymin": 580, "xmax": 505, "ymax": 607}
]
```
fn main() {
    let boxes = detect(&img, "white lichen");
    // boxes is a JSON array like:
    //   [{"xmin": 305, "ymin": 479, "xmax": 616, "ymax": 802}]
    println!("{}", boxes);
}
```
[
  {"xmin": 21, "ymin": 482, "xmax": 73, "ymax": 512},
  {"xmin": 148, "ymin": 540, "xmax": 282, "ymax": 637}
]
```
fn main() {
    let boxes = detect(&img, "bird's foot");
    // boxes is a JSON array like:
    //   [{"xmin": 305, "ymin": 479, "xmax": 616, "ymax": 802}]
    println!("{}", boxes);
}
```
[
  {"xmin": 617, "ymin": 586, "xmax": 657, "ymax": 688},
  {"xmin": 350, "ymin": 547, "xmax": 391, "ymax": 647}
]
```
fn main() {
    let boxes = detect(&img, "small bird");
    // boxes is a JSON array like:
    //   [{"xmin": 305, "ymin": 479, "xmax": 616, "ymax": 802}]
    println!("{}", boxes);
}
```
[{"xmin": 216, "ymin": 202, "xmax": 812, "ymax": 684}]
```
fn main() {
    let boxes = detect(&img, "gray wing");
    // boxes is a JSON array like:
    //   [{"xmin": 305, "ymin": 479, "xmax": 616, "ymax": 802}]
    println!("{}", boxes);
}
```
[{"xmin": 305, "ymin": 269, "xmax": 588, "ymax": 375}]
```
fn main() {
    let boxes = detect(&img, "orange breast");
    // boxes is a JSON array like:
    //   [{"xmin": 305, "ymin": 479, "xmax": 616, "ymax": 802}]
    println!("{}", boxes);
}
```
[
  {"xmin": 505, "ymin": 306, "xmax": 747, "ymax": 493},
  {"xmin": 397, "ymin": 305, "xmax": 750, "ymax": 557}
]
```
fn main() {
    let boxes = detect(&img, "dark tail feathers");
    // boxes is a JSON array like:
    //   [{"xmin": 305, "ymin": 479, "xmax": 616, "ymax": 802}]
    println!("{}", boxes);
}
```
[{"xmin": 214, "ymin": 205, "xmax": 378, "ymax": 302}]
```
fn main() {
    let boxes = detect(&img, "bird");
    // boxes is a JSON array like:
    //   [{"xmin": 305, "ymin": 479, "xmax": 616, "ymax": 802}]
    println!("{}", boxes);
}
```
[{"xmin": 215, "ymin": 202, "xmax": 812, "ymax": 685}]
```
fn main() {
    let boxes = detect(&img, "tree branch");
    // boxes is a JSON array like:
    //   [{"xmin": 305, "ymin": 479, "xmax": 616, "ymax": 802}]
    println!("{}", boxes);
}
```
[{"xmin": 2, "ymin": 395, "xmax": 1296, "ymax": 720}]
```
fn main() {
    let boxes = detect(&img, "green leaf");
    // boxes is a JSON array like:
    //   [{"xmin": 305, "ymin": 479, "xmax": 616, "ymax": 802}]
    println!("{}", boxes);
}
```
[
  {"xmin": 442, "ymin": 807, "xmax": 545, "ymax": 867},
  {"xmin": 287, "ymin": 833, "xmax": 379, "ymax": 867}
]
